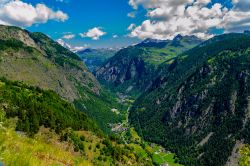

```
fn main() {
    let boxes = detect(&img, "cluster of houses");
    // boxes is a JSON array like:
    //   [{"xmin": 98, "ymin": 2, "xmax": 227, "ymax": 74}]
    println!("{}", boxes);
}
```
[{"xmin": 108, "ymin": 123, "xmax": 128, "ymax": 133}]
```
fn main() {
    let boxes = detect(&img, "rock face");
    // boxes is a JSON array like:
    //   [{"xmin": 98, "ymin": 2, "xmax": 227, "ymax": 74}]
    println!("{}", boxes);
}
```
[
  {"xmin": 96, "ymin": 35, "xmax": 203, "ymax": 96},
  {"xmin": 0, "ymin": 25, "xmax": 100, "ymax": 102},
  {"xmin": 96, "ymin": 47, "xmax": 149, "ymax": 95},
  {"xmin": 129, "ymin": 33, "xmax": 250, "ymax": 166}
]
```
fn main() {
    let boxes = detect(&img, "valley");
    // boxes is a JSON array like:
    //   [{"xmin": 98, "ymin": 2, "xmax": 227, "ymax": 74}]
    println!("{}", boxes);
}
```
[
  {"xmin": 95, "ymin": 35, "xmax": 203, "ymax": 97},
  {"xmin": 77, "ymin": 48, "xmax": 118, "ymax": 72},
  {"xmin": 0, "ymin": 23, "xmax": 250, "ymax": 166},
  {"xmin": 2, "ymin": 0, "xmax": 250, "ymax": 165},
  {"xmin": 0, "ymin": 76, "xmax": 180, "ymax": 166},
  {"xmin": 0, "ymin": 25, "xmax": 181, "ymax": 166},
  {"xmin": 108, "ymin": 93, "xmax": 182, "ymax": 166},
  {"xmin": 82, "ymin": 32, "xmax": 250, "ymax": 166}
]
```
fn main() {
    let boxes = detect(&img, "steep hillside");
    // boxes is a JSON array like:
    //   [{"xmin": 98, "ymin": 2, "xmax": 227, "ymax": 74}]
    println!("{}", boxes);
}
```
[
  {"xmin": 0, "ymin": 25, "xmax": 99, "ymax": 101},
  {"xmin": 0, "ymin": 25, "xmax": 123, "ymax": 133},
  {"xmin": 96, "ymin": 35, "xmax": 202, "ymax": 96},
  {"xmin": 77, "ymin": 48, "xmax": 118, "ymax": 72},
  {"xmin": 129, "ymin": 33, "xmax": 250, "ymax": 166},
  {"xmin": 0, "ymin": 77, "xmax": 99, "ymax": 136}
]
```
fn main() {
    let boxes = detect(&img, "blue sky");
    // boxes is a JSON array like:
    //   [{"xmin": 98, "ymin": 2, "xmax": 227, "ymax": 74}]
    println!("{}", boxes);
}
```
[
  {"xmin": 25, "ymin": 0, "xmax": 144, "ymax": 48},
  {"xmin": 1, "ymin": 0, "xmax": 250, "ymax": 49}
]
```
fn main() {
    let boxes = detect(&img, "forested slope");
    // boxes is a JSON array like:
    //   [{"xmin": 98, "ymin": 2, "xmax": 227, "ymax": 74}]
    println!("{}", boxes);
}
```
[{"xmin": 130, "ymin": 33, "xmax": 250, "ymax": 166}]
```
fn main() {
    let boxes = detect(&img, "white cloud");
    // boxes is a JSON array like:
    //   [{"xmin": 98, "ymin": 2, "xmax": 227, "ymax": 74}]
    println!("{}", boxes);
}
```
[
  {"xmin": 79, "ymin": 27, "xmax": 106, "ymax": 40},
  {"xmin": 129, "ymin": 0, "xmax": 193, "ymax": 9},
  {"xmin": 71, "ymin": 46, "xmax": 88, "ymax": 52},
  {"xmin": 56, "ymin": 39, "xmax": 71, "ymax": 49},
  {"xmin": 113, "ymin": 34, "xmax": 118, "ymax": 38},
  {"xmin": 234, "ymin": 0, "xmax": 250, "ymax": 11},
  {"xmin": 0, "ymin": 0, "xmax": 68, "ymax": 27},
  {"xmin": 194, "ymin": 0, "xmax": 211, "ymax": 6},
  {"xmin": 232, "ymin": 0, "xmax": 239, "ymax": 4},
  {"xmin": 127, "ymin": 12, "xmax": 136, "ymax": 18},
  {"xmin": 127, "ymin": 23, "xmax": 136, "ymax": 31},
  {"xmin": 56, "ymin": 0, "xmax": 70, "ymax": 3},
  {"xmin": 56, "ymin": 39, "xmax": 88, "ymax": 52},
  {"xmin": 62, "ymin": 34, "xmax": 75, "ymax": 39},
  {"xmin": 128, "ymin": 0, "xmax": 250, "ymax": 40}
]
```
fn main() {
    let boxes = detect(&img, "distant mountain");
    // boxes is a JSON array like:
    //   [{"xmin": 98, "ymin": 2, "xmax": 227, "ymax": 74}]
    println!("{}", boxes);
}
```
[
  {"xmin": 95, "ymin": 35, "xmax": 203, "ymax": 96},
  {"xmin": 136, "ymin": 38, "xmax": 170, "ymax": 48},
  {"xmin": 244, "ymin": 30, "xmax": 250, "ymax": 34},
  {"xmin": 77, "ymin": 48, "xmax": 118, "ymax": 72},
  {"xmin": 129, "ymin": 33, "xmax": 250, "ymax": 166}
]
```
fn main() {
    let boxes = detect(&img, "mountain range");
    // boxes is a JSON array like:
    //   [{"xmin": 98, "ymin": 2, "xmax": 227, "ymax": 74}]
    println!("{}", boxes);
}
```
[
  {"xmin": 95, "ymin": 34, "xmax": 203, "ymax": 96},
  {"xmin": 0, "ymin": 25, "xmax": 158, "ymax": 166},
  {"xmin": 0, "ymin": 24, "xmax": 250, "ymax": 166}
]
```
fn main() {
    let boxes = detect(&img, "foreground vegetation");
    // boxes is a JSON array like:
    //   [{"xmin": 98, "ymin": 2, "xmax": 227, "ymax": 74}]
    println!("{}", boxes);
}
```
[
  {"xmin": 0, "ymin": 78, "xmax": 156, "ymax": 165},
  {"xmin": 0, "ymin": 120, "xmax": 91, "ymax": 165},
  {"xmin": 0, "ymin": 77, "xmax": 100, "ymax": 136}
]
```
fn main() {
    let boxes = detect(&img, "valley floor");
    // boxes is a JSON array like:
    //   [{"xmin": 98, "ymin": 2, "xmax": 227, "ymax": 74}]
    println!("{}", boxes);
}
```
[{"xmin": 110, "ymin": 93, "xmax": 182, "ymax": 166}]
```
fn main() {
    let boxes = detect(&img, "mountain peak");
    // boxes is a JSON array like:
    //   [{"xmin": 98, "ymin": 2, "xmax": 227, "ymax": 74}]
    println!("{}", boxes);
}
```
[
  {"xmin": 136, "ymin": 38, "xmax": 169, "ymax": 48},
  {"xmin": 77, "ymin": 48, "xmax": 93, "ymax": 54},
  {"xmin": 141, "ymin": 38, "xmax": 168, "ymax": 44},
  {"xmin": 173, "ymin": 34, "xmax": 183, "ymax": 41},
  {"xmin": 244, "ymin": 30, "xmax": 250, "ymax": 35}
]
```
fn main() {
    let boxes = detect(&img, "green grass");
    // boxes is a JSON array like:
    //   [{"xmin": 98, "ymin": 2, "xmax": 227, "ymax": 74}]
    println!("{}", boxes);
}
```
[
  {"xmin": 0, "ymin": 108, "xmax": 152, "ymax": 166},
  {"xmin": 153, "ymin": 153, "xmax": 182, "ymax": 166},
  {"xmin": 239, "ymin": 144, "xmax": 250, "ymax": 166},
  {"xmin": 128, "ymin": 143, "xmax": 149, "ymax": 158},
  {"xmin": 129, "ymin": 128, "xmax": 141, "ymax": 143},
  {"xmin": 0, "ymin": 112, "xmax": 91, "ymax": 166},
  {"xmin": 143, "ymin": 47, "xmax": 179, "ymax": 66}
]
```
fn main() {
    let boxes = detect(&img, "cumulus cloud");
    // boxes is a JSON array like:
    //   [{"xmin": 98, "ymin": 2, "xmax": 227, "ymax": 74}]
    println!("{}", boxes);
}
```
[
  {"xmin": 0, "ymin": 0, "xmax": 68, "ymax": 27},
  {"xmin": 56, "ymin": 39, "xmax": 88, "ymax": 52},
  {"xmin": 194, "ymin": 0, "xmax": 211, "ymax": 6},
  {"xmin": 128, "ymin": 0, "xmax": 250, "ymax": 40},
  {"xmin": 129, "ymin": 0, "xmax": 193, "ymax": 10},
  {"xmin": 80, "ymin": 27, "xmax": 106, "ymax": 40}
]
